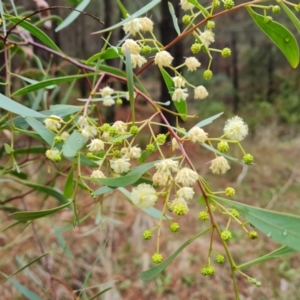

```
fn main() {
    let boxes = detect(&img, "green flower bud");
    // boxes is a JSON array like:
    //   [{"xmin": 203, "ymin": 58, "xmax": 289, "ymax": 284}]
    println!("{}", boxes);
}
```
[
  {"xmin": 54, "ymin": 136, "xmax": 64, "ymax": 143},
  {"xmin": 207, "ymin": 21, "xmax": 215, "ymax": 30},
  {"xmin": 99, "ymin": 123, "xmax": 111, "ymax": 132},
  {"xmin": 170, "ymin": 222, "xmax": 180, "ymax": 232},
  {"xmin": 86, "ymin": 152, "xmax": 94, "ymax": 159},
  {"xmin": 140, "ymin": 45, "xmax": 152, "ymax": 54},
  {"xmin": 200, "ymin": 267, "xmax": 209, "ymax": 276},
  {"xmin": 221, "ymin": 47, "xmax": 231, "ymax": 58},
  {"xmin": 255, "ymin": 281, "xmax": 262, "ymax": 287},
  {"xmin": 143, "ymin": 230, "xmax": 152, "ymax": 240},
  {"xmin": 216, "ymin": 254, "xmax": 225, "ymax": 264},
  {"xmin": 182, "ymin": 15, "xmax": 192, "ymax": 25},
  {"xmin": 243, "ymin": 153, "xmax": 254, "ymax": 164},
  {"xmin": 225, "ymin": 187, "xmax": 235, "ymax": 197},
  {"xmin": 198, "ymin": 211, "xmax": 209, "ymax": 221},
  {"xmin": 191, "ymin": 43, "xmax": 201, "ymax": 54},
  {"xmin": 264, "ymin": 16, "xmax": 273, "ymax": 24},
  {"xmin": 156, "ymin": 134, "xmax": 167, "ymax": 145},
  {"xmin": 248, "ymin": 231, "xmax": 258, "ymax": 239},
  {"xmin": 231, "ymin": 209, "xmax": 239, "ymax": 218},
  {"xmin": 272, "ymin": 5, "xmax": 281, "ymax": 13},
  {"xmin": 209, "ymin": 204, "xmax": 216, "ymax": 211},
  {"xmin": 213, "ymin": 0, "xmax": 220, "ymax": 8},
  {"xmin": 130, "ymin": 125, "xmax": 139, "ymax": 135},
  {"xmin": 146, "ymin": 143, "xmax": 155, "ymax": 152},
  {"xmin": 113, "ymin": 150, "xmax": 121, "ymax": 158},
  {"xmin": 116, "ymin": 98, "xmax": 123, "ymax": 105},
  {"xmin": 217, "ymin": 141, "xmax": 229, "ymax": 152},
  {"xmin": 113, "ymin": 138, "xmax": 122, "ymax": 146},
  {"xmin": 296, "ymin": 4, "xmax": 300, "ymax": 12},
  {"xmin": 173, "ymin": 203, "xmax": 188, "ymax": 216},
  {"xmin": 53, "ymin": 154, "xmax": 62, "ymax": 162},
  {"xmin": 108, "ymin": 127, "xmax": 119, "ymax": 137},
  {"xmin": 221, "ymin": 230, "xmax": 232, "ymax": 241},
  {"xmin": 206, "ymin": 266, "xmax": 215, "ymax": 276},
  {"xmin": 152, "ymin": 253, "xmax": 163, "ymax": 264},
  {"xmin": 203, "ymin": 70, "xmax": 213, "ymax": 80},
  {"xmin": 223, "ymin": 0, "xmax": 235, "ymax": 10}
]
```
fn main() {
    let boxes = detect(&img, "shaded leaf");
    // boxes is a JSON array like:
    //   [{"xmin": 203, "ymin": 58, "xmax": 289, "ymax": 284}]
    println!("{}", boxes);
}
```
[
  {"xmin": 211, "ymin": 195, "xmax": 300, "ymax": 251},
  {"xmin": 247, "ymin": 7, "xmax": 299, "ymax": 68},
  {"xmin": 168, "ymin": 2, "xmax": 180, "ymax": 35},
  {"xmin": 63, "ymin": 162, "xmax": 75, "ymax": 198},
  {"xmin": 125, "ymin": 47, "xmax": 135, "ymax": 122},
  {"xmin": 10, "ymin": 201, "xmax": 72, "ymax": 221}
]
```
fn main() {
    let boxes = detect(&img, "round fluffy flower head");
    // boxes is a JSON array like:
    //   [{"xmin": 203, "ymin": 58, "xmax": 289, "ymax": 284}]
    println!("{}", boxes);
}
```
[
  {"xmin": 46, "ymin": 148, "xmax": 60, "ymax": 161},
  {"xmin": 175, "ymin": 167, "xmax": 199, "ymax": 186},
  {"xmin": 121, "ymin": 146, "xmax": 141, "ymax": 159},
  {"xmin": 172, "ymin": 76, "xmax": 186, "ymax": 88},
  {"xmin": 154, "ymin": 50, "xmax": 174, "ymax": 68},
  {"xmin": 112, "ymin": 121, "xmax": 127, "ymax": 133},
  {"xmin": 155, "ymin": 158, "xmax": 179, "ymax": 174},
  {"xmin": 194, "ymin": 85, "xmax": 208, "ymax": 100},
  {"xmin": 110, "ymin": 157, "xmax": 131, "ymax": 174},
  {"xmin": 91, "ymin": 170, "xmax": 106, "ymax": 178},
  {"xmin": 200, "ymin": 30, "xmax": 215, "ymax": 48},
  {"xmin": 180, "ymin": 0, "xmax": 195, "ymax": 10},
  {"xmin": 87, "ymin": 138, "xmax": 105, "ymax": 152},
  {"xmin": 103, "ymin": 97, "xmax": 115, "ymax": 106},
  {"xmin": 123, "ymin": 18, "xmax": 141, "ymax": 36},
  {"xmin": 185, "ymin": 57, "xmax": 201, "ymax": 72},
  {"xmin": 131, "ymin": 54, "xmax": 147, "ymax": 68},
  {"xmin": 171, "ymin": 137, "xmax": 180, "ymax": 151},
  {"xmin": 172, "ymin": 88, "xmax": 189, "ymax": 102},
  {"xmin": 172, "ymin": 198, "xmax": 189, "ymax": 216},
  {"xmin": 177, "ymin": 187, "xmax": 195, "ymax": 201},
  {"xmin": 100, "ymin": 86, "xmax": 114, "ymax": 97},
  {"xmin": 140, "ymin": 17, "xmax": 154, "ymax": 32},
  {"xmin": 121, "ymin": 39, "xmax": 140, "ymax": 55},
  {"xmin": 44, "ymin": 115, "xmax": 62, "ymax": 131},
  {"xmin": 223, "ymin": 116, "xmax": 248, "ymax": 141},
  {"xmin": 188, "ymin": 127, "xmax": 208, "ymax": 143},
  {"xmin": 81, "ymin": 125, "xmax": 97, "ymax": 139},
  {"xmin": 210, "ymin": 156, "xmax": 230, "ymax": 175},
  {"xmin": 152, "ymin": 171, "xmax": 171, "ymax": 187},
  {"xmin": 131, "ymin": 183, "xmax": 157, "ymax": 208}
]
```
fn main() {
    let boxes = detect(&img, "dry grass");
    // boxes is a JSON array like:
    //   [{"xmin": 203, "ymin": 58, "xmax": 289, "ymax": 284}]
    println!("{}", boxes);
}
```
[{"xmin": 0, "ymin": 117, "xmax": 300, "ymax": 300}]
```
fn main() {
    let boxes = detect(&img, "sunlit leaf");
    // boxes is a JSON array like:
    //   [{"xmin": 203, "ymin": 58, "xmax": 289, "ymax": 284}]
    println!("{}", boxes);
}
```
[
  {"xmin": 211, "ymin": 195, "xmax": 300, "ymax": 251},
  {"xmin": 140, "ymin": 227, "xmax": 211, "ymax": 280},
  {"xmin": 55, "ymin": 0, "xmax": 91, "ymax": 32},
  {"xmin": 247, "ymin": 7, "xmax": 299, "ymax": 68},
  {"xmin": 0, "ymin": 93, "xmax": 44, "ymax": 117},
  {"xmin": 191, "ymin": 112, "xmax": 223, "ymax": 129},
  {"xmin": 188, "ymin": 0, "xmax": 210, "ymax": 16},
  {"xmin": 62, "ymin": 131, "xmax": 88, "ymax": 158},
  {"xmin": 168, "ymin": 2, "xmax": 180, "ymax": 35},
  {"xmin": 116, "ymin": 0, "xmax": 128, "ymax": 18},
  {"xmin": 86, "ymin": 48, "xmax": 122, "ymax": 64},
  {"xmin": 63, "ymin": 162, "xmax": 75, "ymax": 198}
]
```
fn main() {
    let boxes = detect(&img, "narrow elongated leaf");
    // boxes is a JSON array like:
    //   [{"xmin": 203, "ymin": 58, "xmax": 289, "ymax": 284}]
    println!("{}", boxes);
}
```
[
  {"xmin": 86, "ymin": 48, "xmax": 122, "ymax": 64},
  {"xmin": 95, "ymin": 0, "xmax": 161, "ymax": 33},
  {"xmin": 278, "ymin": 1, "xmax": 300, "ymax": 35},
  {"xmin": 125, "ymin": 48, "xmax": 135, "ymax": 122},
  {"xmin": 45, "ymin": 104, "xmax": 83, "ymax": 116},
  {"xmin": 11, "ymin": 73, "xmax": 55, "ymax": 89},
  {"xmin": 94, "ymin": 186, "xmax": 114, "ymax": 196},
  {"xmin": 63, "ymin": 163, "xmax": 75, "ymax": 198},
  {"xmin": 62, "ymin": 131, "xmax": 88, "ymax": 158},
  {"xmin": 88, "ymin": 287, "xmax": 112, "ymax": 300},
  {"xmin": 160, "ymin": 68, "xmax": 187, "ymax": 120},
  {"xmin": 188, "ymin": 0, "xmax": 210, "ymax": 16},
  {"xmin": 25, "ymin": 117, "xmax": 55, "ymax": 146},
  {"xmin": 238, "ymin": 246, "xmax": 296, "ymax": 269},
  {"xmin": 0, "ymin": 252, "xmax": 49, "ymax": 285},
  {"xmin": 140, "ymin": 227, "xmax": 212, "ymax": 280},
  {"xmin": 168, "ymin": 2, "xmax": 180, "ymax": 35},
  {"xmin": 15, "ymin": 179, "xmax": 70, "ymax": 205},
  {"xmin": 116, "ymin": 0, "xmax": 128, "ymax": 18},
  {"xmin": 13, "ymin": 74, "xmax": 94, "ymax": 97},
  {"xmin": 211, "ymin": 195, "xmax": 300, "ymax": 251},
  {"xmin": 54, "ymin": 229, "xmax": 74, "ymax": 258},
  {"xmin": 10, "ymin": 201, "xmax": 72, "ymax": 221},
  {"xmin": 55, "ymin": 0, "xmax": 91, "ymax": 32},
  {"xmin": 0, "ymin": 2, "xmax": 6, "ymax": 36},
  {"xmin": 0, "ymin": 93, "xmax": 44, "ymax": 117},
  {"xmin": 8, "ymin": 278, "xmax": 43, "ymax": 300},
  {"xmin": 247, "ymin": 7, "xmax": 299, "ymax": 68},
  {"xmin": 5, "ymin": 15, "xmax": 60, "ymax": 52},
  {"xmin": 191, "ymin": 112, "xmax": 223, "ymax": 129},
  {"xmin": 98, "ymin": 64, "xmax": 126, "ymax": 78}
]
